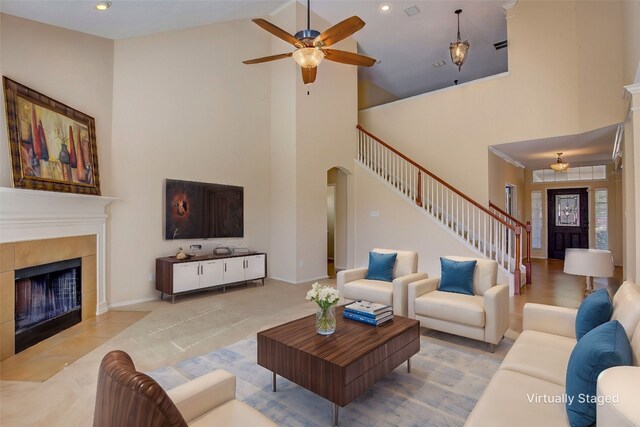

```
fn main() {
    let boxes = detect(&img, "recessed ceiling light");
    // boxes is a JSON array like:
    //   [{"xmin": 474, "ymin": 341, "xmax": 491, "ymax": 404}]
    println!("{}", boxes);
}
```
[
  {"xmin": 380, "ymin": 4, "xmax": 391, "ymax": 13},
  {"xmin": 95, "ymin": 1, "xmax": 111, "ymax": 11},
  {"xmin": 404, "ymin": 5, "xmax": 420, "ymax": 17}
]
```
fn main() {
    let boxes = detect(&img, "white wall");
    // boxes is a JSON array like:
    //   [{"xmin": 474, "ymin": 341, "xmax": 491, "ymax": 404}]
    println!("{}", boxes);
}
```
[
  {"xmin": 358, "ymin": 1, "xmax": 625, "ymax": 204},
  {"xmin": 270, "ymin": 2, "xmax": 358, "ymax": 284},
  {"xmin": 0, "ymin": 13, "xmax": 114, "ymax": 195},
  {"xmin": 354, "ymin": 164, "xmax": 510, "ymax": 288},
  {"xmin": 109, "ymin": 20, "xmax": 272, "ymax": 304}
]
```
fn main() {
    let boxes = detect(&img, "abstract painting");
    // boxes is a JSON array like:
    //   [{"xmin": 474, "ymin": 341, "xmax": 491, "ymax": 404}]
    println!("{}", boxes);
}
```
[{"xmin": 3, "ymin": 77, "xmax": 101, "ymax": 195}]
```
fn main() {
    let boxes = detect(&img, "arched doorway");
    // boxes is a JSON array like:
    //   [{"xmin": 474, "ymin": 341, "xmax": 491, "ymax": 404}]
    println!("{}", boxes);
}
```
[{"xmin": 327, "ymin": 167, "xmax": 348, "ymax": 278}]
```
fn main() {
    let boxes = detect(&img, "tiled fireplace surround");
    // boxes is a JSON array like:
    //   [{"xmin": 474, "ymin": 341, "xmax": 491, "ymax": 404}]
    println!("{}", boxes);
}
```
[{"xmin": 0, "ymin": 187, "xmax": 115, "ymax": 361}]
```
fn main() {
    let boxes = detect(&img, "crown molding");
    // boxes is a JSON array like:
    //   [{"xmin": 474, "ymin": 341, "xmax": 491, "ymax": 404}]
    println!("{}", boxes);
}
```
[
  {"xmin": 489, "ymin": 146, "xmax": 525, "ymax": 169},
  {"xmin": 502, "ymin": 0, "xmax": 518, "ymax": 18},
  {"xmin": 502, "ymin": 1, "xmax": 518, "ymax": 11},
  {"xmin": 625, "ymin": 83, "xmax": 640, "ymax": 97}
]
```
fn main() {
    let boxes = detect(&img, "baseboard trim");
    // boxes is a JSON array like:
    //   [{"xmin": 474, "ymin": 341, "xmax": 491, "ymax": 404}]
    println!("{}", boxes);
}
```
[
  {"xmin": 108, "ymin": 296, "xmax": 158, "ymax": 309},
  {"xmin": 295, "ymin": 275, "xmax": 330, "ymax": 285}
]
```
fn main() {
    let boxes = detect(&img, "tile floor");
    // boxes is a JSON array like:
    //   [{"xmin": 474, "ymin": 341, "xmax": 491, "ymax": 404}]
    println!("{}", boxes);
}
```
[{"xmin": 0, "ymin": 311, "xmax": 149, "ymax": 382}]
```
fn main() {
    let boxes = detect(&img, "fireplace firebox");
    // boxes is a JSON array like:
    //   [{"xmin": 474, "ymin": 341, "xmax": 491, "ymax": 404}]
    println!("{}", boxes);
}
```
[{"xmin": 14, "ymin": 258, "xmax": 82, "ymax": 353}]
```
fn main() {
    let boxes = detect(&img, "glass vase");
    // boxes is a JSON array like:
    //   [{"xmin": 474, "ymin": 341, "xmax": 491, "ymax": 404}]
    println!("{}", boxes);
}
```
[{"xmin": 316, "ymin": 305, "xmax": 336, "ymax": 335}]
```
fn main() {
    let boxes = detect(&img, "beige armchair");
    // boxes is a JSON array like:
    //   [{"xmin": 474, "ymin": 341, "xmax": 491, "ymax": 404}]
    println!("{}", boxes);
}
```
[
  {"xmin": 93, "ymin": 350, "xmax": 276, "ymax": 427},
  {"xmin": 408, "ymin": 256, "xmax": 509, "ymax": 351},
  {"xmin": 337, "ymin": 248, "xmax": 428, "ymax": 317}
]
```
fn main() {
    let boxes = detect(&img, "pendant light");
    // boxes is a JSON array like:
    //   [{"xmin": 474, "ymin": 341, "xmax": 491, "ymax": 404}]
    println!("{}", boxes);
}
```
[
  {"xmin": 449, "ymin": 9, "xmax": 470, "ymax": 72},
  {"xmin": 550, "ymin": 152, "xmax": 569, "ymax": 172}
]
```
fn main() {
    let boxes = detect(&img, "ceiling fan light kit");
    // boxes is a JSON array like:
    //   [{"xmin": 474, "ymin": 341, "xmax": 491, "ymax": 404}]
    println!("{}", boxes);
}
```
[
  {"xmin": 550, "ymin": 152, "xmax": 569, "ymax": 172},
  {"xmin": 450, "ymin": 9, "xmax": 470, "ymax": 72},
  {"xmin": 292, "ymin": 47, "xmax": 325, "ymax": 69},
  {"xmin": 242, "ymin": 0, "xmax": 376, "ymax": 86}
]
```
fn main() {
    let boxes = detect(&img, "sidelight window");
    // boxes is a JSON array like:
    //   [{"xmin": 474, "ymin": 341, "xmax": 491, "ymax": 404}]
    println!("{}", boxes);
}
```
[
  {"xmin": 595, "ymin": 189, "xmax": 608, "ymax": 250},
  {"xmin": 531, "ymin": 191, "xmax": 542, "ymax": 249}
]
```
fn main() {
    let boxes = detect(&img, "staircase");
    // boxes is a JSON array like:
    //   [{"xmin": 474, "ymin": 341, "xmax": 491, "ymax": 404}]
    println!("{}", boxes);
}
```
[{"xmin": 356, "ymin": 125, "xmax": 529, "ymax": 295}]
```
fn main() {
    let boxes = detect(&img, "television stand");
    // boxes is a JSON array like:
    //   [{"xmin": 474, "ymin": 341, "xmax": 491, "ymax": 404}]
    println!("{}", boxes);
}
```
[{"xmin": 155, "ymin": 252, "xmax": 266, "ymax": 303}]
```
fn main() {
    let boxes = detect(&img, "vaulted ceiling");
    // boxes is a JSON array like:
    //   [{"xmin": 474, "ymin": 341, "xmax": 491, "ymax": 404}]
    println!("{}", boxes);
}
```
[{"xmin": 0, "ymin": 0, "xmax": 508, "ymax": 106}]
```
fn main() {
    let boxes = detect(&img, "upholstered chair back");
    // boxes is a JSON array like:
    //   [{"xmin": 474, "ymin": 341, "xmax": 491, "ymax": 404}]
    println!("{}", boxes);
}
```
[
  {"xmin": 631, "ymin": 323, "xmax": 640, "ymax": 367},
  {"xmin": 442, "ymin": 256, "xmax": 498, "ymax": 296},
  {"xmin": 612, "ymin": 281, "xmax": 640, "ymax": 343},
  {"xmin": 93, "ymin": 350, "xmax": 187, "ymax": 427},
  {"xmin": 372, "ymin": 248, "xmax": 418, "ymax": 279}
]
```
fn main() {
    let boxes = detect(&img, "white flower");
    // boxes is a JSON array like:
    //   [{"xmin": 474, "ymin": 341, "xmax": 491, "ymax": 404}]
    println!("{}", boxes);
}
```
[{"xmin": 307, "ymin": 282, "xmax": 340, "ymax": 308}]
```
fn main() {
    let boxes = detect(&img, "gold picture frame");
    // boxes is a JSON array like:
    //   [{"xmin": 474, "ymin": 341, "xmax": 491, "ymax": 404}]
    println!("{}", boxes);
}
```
[{"xmin": 3, "ymin": 76, "xmax": 101, "ymax": 195}]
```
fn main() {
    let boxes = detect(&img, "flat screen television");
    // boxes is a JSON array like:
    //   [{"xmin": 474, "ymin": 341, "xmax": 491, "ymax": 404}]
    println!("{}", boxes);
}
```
[{"xmin": 165, "ymin": 179, "xmax": 243, "ymax": 240}]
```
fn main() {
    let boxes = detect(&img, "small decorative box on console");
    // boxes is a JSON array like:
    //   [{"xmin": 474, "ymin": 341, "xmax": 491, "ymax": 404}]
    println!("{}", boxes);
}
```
[{"xmin": 213, "ymin": 246, "xmax": 232, "ymax": 255}]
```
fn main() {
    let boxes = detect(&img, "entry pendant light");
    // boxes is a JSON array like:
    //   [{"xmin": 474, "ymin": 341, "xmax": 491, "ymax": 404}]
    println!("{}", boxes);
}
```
[
  {"xmin": 550, "ymin": 152, "xmax": 569, "ymax": 172},
  {"xmin": 449, "ymin": 9, "xmax": 470, "ymax": 72}
]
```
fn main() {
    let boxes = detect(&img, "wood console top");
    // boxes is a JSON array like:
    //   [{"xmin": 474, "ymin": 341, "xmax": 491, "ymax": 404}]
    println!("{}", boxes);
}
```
[{"xmin": 156, "ymin": 251, "xmax": 265, "ymax": 264}]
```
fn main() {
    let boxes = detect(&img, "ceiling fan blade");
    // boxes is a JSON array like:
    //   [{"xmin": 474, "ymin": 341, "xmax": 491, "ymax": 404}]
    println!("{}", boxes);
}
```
[
  {"xmin": 252, "ymin": 19, "xmax": 303, "ymax": 48},
  {"xmin": 301, "ymin": 67, "xmax": 317, "ymax": 84},
  {"xmin": 315, "ymin": 16, "xmax": 365, "ymax": 47},
  {"xmin": 243, "ymin": 52, "xmax": 293, "ymax": 64},
  {"xmin": 324, "ymin": 49, "xmax": 376, "ymax": 67}
]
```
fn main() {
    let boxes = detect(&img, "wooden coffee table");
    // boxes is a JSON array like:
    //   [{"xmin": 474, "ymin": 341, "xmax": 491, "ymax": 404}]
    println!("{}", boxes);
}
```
[{"xmin": 257, "ymin": 306, "xmax": 420, "ymax": 426}]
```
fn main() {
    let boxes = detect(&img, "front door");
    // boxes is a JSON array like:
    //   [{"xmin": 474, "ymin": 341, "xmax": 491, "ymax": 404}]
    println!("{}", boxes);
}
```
[{"xmin": 547, "ymin": 188, "xmax": 589, "ymax": 259}]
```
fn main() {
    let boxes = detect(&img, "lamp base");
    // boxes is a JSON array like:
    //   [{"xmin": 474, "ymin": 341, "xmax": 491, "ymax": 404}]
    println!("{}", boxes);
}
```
[{"xmin": 584, "ymin": 275, "xmax": 594, "ymax": 295}]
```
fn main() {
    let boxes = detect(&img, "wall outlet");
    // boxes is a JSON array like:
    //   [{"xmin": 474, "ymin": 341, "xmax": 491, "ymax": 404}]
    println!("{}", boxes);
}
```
[
  {"xmin": 147, "ymin": 272, "xmax": 155, "ymax": 282},
  {"xmin": 370, "ymin": 210, "xmax": 380, "ymax": 217}
]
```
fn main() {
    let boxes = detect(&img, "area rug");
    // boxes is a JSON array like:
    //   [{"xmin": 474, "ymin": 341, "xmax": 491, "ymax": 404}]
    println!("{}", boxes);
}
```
[{"xmin": 148, "ymin": 333, "xmax": 512, "ymax": 427}]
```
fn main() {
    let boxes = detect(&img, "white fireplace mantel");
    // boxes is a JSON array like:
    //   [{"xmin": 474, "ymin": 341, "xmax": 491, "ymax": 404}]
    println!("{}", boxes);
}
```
[{"xmin": 0, "ymin": 187, "xmax": 117, "ymax": 315}]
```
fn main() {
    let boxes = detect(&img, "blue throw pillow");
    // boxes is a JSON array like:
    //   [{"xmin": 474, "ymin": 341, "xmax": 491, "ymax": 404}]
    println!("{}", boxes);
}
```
[
  {"xmin": 565, "ymin": 320, "xmax": 632, "ymax": 427},
  {"xmin": 575, "ymin": 288, "xmax": 613, "ymax": 340},
  {"xmin": 437, "ymin": 257, "xmax": 476, "ymax": 296},
  {"xmin": 365, "ymin": 252, "xmax": 397, "ymax": 282}
]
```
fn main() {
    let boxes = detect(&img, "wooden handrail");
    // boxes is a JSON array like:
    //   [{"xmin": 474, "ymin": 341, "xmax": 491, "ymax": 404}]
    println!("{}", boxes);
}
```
[
  {"xmin": 356, "ymin": 125, "xmax": 515, "ymax": 230},
  {"xmin": 488, "ymin": 202, "xmax": 528, "ymax": 230}
]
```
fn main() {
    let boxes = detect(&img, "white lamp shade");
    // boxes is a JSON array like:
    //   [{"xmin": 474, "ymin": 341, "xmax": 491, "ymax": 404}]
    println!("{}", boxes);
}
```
[{"xmin": 564, "ymin": 248, "xmax": 614, "ymax": 277}]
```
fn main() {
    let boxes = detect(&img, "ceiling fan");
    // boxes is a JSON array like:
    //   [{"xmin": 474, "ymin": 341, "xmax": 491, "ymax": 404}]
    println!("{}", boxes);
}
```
[{"xmin": 243, "ymin": 0, "xmax": 376, "ymax": 85}]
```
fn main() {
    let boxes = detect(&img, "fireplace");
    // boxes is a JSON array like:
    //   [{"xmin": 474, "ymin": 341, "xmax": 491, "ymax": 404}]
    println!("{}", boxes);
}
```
[{"xmin": 14, "ymin": 258, "xmax": 82, "ymax": 353}]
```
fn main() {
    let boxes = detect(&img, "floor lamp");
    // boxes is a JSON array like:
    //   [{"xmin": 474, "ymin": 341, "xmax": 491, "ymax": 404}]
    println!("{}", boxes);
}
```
[{"xmin": 563, "ymin": 248, "xmax": 614, "ymax": 294}]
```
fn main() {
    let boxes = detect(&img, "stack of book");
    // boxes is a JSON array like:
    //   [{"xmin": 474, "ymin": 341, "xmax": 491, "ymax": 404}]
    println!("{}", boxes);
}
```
[{"xmin": 343, "ymin": 300, "xmax": 393, "ymax": 326}]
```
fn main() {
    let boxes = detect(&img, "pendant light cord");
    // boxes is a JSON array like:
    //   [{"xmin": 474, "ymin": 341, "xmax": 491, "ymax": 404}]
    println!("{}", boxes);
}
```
[{"xmin": 307, "ymin": 0, "xmax": 310, "ymax": 30}]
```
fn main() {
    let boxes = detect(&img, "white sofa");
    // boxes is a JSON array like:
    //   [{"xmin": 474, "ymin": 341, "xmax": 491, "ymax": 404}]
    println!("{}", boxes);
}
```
[
  {"xmin": 408, "ymin": 256, "xmax": 509, "ymax": 351},
  {"xmin": 337, "ymin": 248, "xmax": 427, "ymax": 317},
  {"xmin": 465, "ymin": 281, "xmax": 640, "ymax": 427}
]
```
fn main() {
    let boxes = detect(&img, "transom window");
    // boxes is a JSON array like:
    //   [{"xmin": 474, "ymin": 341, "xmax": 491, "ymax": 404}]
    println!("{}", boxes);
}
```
[{"xmin": 532, "ymin": 165, "xmax": 607, "ymax": 183}]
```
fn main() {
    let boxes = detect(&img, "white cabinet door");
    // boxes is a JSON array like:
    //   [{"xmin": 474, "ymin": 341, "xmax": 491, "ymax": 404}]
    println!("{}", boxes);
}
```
[
  {"xmin": 200, "ymin": 260, "xmax": 224, "ymax": 289},
  {"xmin": 223, "ymin": 257, "xmax": 245, "ymax": 284},
  {"xmin": 172, "ymin": 262, "xmax": 200, "ymax": 293},
  {"xmin": 245, "ymin": 255, "xmax": 265, "ymax": 281}
]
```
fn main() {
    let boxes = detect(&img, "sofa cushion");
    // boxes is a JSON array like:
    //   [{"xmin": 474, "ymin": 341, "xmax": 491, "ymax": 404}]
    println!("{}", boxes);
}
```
[
  {"xmin": 372, "ymin": 248, "xmax": 417, "ymax": 278},
  {"xmin": 190, "ymin": 400, "xmax": 277, "ymax": 427},
  {"xmin": 342, "ymin": 279, "xmax": 393, "ymax": 306},
  {"xmin": 443, "ymin": 256, "xmax": 497, "ymax": 296},
  {"xmin": 438, "ymin": 257, "xmax": 476, "ymax": 296},
  {"xmin": 414, "ymin": 290, "xmax": 484, "ymax": 327},
  {"xmin": 575, "ymin": 288, "xmax": 613, "ymax": 340},
  {"xmin": 500, "ymin": 330, "xmax": 576, "ymax": 386},
  {"xmin": 633, "ymin": 324, "xmax": 640, "ymax": 366},
  {"xmin": 365, "ymin": 251, "xmax": 396, "ymax": 282},
  {"xmin": 566, "ymin": 320, "xmax": 633, "ymax": 427},
  {"xmin": 465, "ymin": 369, "xmax": 569, "ymax": 427},
  {"xmin": 611, "ymin": 281, "xmax": 640, "ymax": 341}
]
